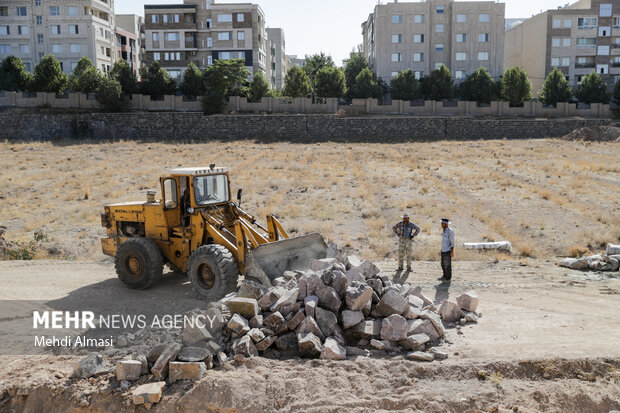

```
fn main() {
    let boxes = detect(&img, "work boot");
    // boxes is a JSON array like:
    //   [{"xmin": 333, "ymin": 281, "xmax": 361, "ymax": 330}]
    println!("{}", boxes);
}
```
[
  {"xmin": 396, "ymin": 266, "xmax": 403, "ymax": 271},
  {"xmin": 406, "ymin": 266, "xmax": 412, "ymax": 271}
]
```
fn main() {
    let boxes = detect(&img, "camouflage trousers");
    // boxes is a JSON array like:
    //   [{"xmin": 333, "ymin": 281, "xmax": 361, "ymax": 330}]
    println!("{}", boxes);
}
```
[{"xmin": 398, "ymin": 238, "xmax": 413, "ymax": 268}]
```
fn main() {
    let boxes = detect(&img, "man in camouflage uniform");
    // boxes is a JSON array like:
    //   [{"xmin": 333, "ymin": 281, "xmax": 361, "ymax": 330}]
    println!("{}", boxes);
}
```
[{"xmin": 392, "ymin": 213, "xmax": 421, "ymax": 271}]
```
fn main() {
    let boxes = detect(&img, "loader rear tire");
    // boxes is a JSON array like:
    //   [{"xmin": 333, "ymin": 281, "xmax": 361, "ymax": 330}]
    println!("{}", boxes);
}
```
[
  {"xmin": 115, "ymin": 238, "xmax": 164, "ymax": 290},
  {"xmin": 188, "ymin": 245, "xmax": 238, "ymax": 301}
]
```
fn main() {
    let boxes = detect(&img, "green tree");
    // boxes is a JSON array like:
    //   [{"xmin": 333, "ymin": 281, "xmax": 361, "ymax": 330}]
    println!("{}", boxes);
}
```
[
  {"xmin": 0, "ymin": 56, "xmax": 32, "ymax": 91},
  {"xmin": 350, "ymin": 67, "xmax": 381, "ymax": 99},
  {"xmin": 314, "ymin": 66, "xmax": 346, "ymax": 99},
  {"xmin": 109, "ymin": 60, "xmax": 138, "ymax": 96},
  {"xmin": 389, "ymin": 69, "xmax": 419, "ymax": 101},
  {"xmin": 421, "ymin": 65, "xmax": 455, "ymax": 101},
  {"xmin": 459, "ymin": 67, "xmax": 496, "ymax": 104},
  {"xmin": 302, "ymin": 52, "xmax": 335, "ymax": 93},
  {"xmin": 31, "ymin": 55, "xmax": 68, "ymax": 94},
  {"xmin": 179, "ymin": 62, "xmax": 205, "ymax": 97},
  {"xmin": 343, "ymin": 47, "xmax": 368, "ymax": 101},
  {"xmin": 576, "ymin": 71, "xmax": 609, "ymax": 104},
  {"xmin": 141, "ymin": 61, "xmax": 176, "ymax": 99},
  {"xmin": 282, "ymin": 66, "xmax": 312, "ymax": 98},
  {"xmin": 539, "ymin": 67, "xmax": 572, "ymax": 106},
  {"xmin": 248, "ymin": 71, "xmax": 271, "ymax": 102},
  {"xmin": 501, "ymin": 67, "xmax": 532, "ymax": 105},
  {"xmin": 612, "ymin": 79, "xmax": 620, "ymax": 114},
  {"xmin": 68, "ymin": 57, "xmax": 101, "ymax": 94},
  {"xmin": 201, "ymin": 58, "xmax": 250, "ymax": 115},
  {"xmin": 96, "ymin": 76, "xmax": 127, "ymax": 111}
]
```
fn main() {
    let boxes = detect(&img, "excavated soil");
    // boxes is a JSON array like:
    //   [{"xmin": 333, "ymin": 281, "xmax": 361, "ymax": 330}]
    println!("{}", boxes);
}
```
[{"xmin": 561, "ymin": 125, "xmax": 620, "ymax": 142}]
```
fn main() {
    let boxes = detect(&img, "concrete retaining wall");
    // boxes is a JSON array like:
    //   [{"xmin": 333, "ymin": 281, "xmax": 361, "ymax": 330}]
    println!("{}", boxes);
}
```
[{"xmin": 0, "ymin": 112, "xmax": 611, "ymax": 142}]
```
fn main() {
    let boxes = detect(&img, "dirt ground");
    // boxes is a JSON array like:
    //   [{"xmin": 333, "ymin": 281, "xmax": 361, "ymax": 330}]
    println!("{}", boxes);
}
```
[
  {"xmin": 1, "ymin": 139, "xmax": 619, "ymax": 262},
  {"xmin": 0, "ymin": 259, "xmax": 619, "ymax": 412}
]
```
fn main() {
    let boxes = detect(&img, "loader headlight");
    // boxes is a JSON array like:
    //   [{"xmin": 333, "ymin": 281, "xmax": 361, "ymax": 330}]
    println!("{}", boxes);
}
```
[{"xmin": 188, "ymin": 208, "xmax": 195, "ymax": 214}]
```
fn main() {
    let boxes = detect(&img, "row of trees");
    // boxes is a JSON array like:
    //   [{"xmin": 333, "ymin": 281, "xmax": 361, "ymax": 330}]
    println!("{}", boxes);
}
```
[{"xmin": 2, "ymin": 53, "xmax": 618, "ymax": 113}]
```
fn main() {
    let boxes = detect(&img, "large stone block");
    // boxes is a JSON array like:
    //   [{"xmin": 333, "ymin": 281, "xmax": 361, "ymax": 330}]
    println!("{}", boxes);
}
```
[
  {"xmin": 380, "ymin": 314, "xmax": 408, "ymax": 341},
  {"xmin": 183, "ymin": 322, "xmax": 214, "ymax": 346},
  {"xmin": 177, "ymin": 347, "xmax": 212, "ymax": 363},
  {"xmin": 345, "ymin": 255, "xmax": 363, "ymax": 270},
  {"xmin": 419, "ymin": 310, "xmax": 446, "ymax": 338},
  {"xmin": 456, "ymin": 291, "xmax": 480, "ymax": 313},
  {"xmin": 438, "ymin": 300, "xmax": 462, "ymax": 323},
  {"xmin": 357, "ymin": 260, "xmax": 380, "ymax": 279},
  {"xmin": 255, "ymin": 335, "xmax": 275, "ymax": 352},
  {"xmin": 232, "ymin": 335, "xmax": 258, "ymax": 357},
  {"xmin": 320, "ymin": 337, "xmax": 346, "ymax": 360},
  {"xmin": 73, "ymin": 353, "xmax": 108, "ymax": 378},
  {"xmin": 287, "ymin": 309, "xmax": 306, "ymax": 330},
  {"xmin": 350, "ymin": 320, "xmax": 382, "ymax": 340},
  {"xmin": 257, "ymin": 289, "xmax": 284, "ymax": 312},
  {"xmin": 168, "ymin": 362, "xmax": 207, "ymax": 383},
  {"xmin": 304, "ymin": 295, "xmax": 318, "ymax": 318},
  {"xmin": 341, "ymin": 310, "xmax": 364, "ymax": 329},
  {"xmin": 407, "ymin": 319, "xmax": 440, "ymax": 341},
  {"xmin": 345, "ymin": 282, "xmax": 373, "ymax": 311},
  {"xmin": 228, "ymin": 297, "xmax": 260, "ymax": 319},
  {"xmin": 152, "ymin": 342, "xmax": 183, "ymax": 381},
  {"xmin": 270, "ymin": 288, "xmax": 300, "ymax": 313},
  {"xmin": 227, "ymin": 314, "xmax": 250, "ymax": 335},
  {"xmin": 116, "ymin": 360, "xmax": 142, "ymax": 381},
  {"xmin": 296, "ymin": 316, "xmax": 325, "ymax": 341},
  {"xmin": 275, "ymin": 332, "xmax": 298, "ymax": 353},
  {"xmin": 132, "ymin": 382, "xmax": 165, "ymax": 408},
  {"xmin": 310, "ymin": 258, "xmax": 338, "ymax": 272},
  {"xmin": 315, "ymin": 307, "xmax": 338, "ymax": 338},
  {"xmin": 405, "ymin": 351, "xmax": 435, "ymax": 362},
  {"xmin": 399, "ymin": 333, "xmax": 430, "ymax": 351},
  {"xmin": 375, "ymin": 290, "xmax": 408, "ymax": 317},
  {"xmin": 316, "ymin": 284, "xmax": 342, "ymax": 312},
  {"xmin": 237, "ymin": 280, "xmax": 268, "ymax": 300},
  {"xmin": 263, "ymin": 311, "xmax": 288, "ymax": 334}
]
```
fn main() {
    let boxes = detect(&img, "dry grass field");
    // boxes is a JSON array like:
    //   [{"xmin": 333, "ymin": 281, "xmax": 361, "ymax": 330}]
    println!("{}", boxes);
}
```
[{"xmin": 0, "ymin": 138, "xmax": 619, "ymax": 262}]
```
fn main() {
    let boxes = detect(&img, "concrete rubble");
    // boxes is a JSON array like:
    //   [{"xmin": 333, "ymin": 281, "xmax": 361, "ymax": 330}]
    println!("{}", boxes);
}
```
[{"xmin": 559, "ymin": 247, "xmax": 620, "ymax": 272}]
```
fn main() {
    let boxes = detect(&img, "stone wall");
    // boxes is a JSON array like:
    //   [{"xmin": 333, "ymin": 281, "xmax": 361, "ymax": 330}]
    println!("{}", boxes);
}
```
[{"xmin": 0, "ymin": 113, "xmax": 612, "ymax": 142}]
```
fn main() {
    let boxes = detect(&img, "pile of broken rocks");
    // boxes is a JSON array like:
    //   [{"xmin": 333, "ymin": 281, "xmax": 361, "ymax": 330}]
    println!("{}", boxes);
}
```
[
  {"xmin": 72, "ymin": 246, "xmax": 480, "ymax": 409},
  {"xmin": 559, "ymin": 244, "xmax": 620, "ymax": 272}
]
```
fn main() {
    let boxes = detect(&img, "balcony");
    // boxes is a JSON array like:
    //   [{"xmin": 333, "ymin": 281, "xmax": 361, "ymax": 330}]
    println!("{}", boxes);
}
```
[
  {"xmin": 574, "ymin": 63, "xmax": 595, "ymax": 69},
  {"xmin": 576, "ymin": 44, "xmax": 596, "ymax": 49},
  {"xmin": 577, "ymin": 25, "xmax": 597, "ymax": 30},
  {"xmin": 611, "ymin": 62, "xmax": 620, "ymax": 67}
]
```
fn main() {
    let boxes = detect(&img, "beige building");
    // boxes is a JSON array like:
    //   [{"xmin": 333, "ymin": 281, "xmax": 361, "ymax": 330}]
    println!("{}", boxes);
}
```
[
  {"xmin": 143, "ymin": 0, "xmax": 268, "ymax": 80},
  {"xmin": 116, "ymin": 14, "xmax": 145, "ymax": 78},
  {"xmin": 266, "ymin": 28, "xmax": 286, "ymax": 89},
  {"xmin": 0, "ymin": 0, "xmax": 116, "ymax": 74},
  {"xmin": 504, "ymin": 0, "xmax": 620, "ymax": 95},
  {"xmin": 362, "ymin": 0, "xmax": 505, "ymax": 83}
]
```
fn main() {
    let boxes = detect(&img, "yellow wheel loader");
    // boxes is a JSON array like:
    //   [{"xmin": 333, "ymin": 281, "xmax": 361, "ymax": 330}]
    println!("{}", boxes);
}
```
[{"xmin": 101, "ymin": 166, "xmax": 327, "ymax": 301}]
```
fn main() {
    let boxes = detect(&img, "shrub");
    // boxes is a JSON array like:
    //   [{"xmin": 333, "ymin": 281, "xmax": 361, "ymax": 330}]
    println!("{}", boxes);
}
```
[
  {"xmin": 109, "ymin": 60, "xmax": 138, "ymax": 96},
  {"xmin": 422, "ymin": 65, "xmax": 455, "ymax": 101},
  {"xmin": 501, "ymin": 67, "xmax": 532, "ymax": 105},
  {"xmin": 282, "ymin": 66, "xmax": 312, "ymax": 98},
  {"xmin": 459, "ymin": 67, "xmax": 496, "ymax": 104},
  {"xmin": 539, "ymin": 67, "xmax": 572, "ymax": 106},
  {"xmin": 576, "ymin": 71, "xmax": 609, "ymax": 104},
  {"xmin": 31, "ymin": 55, "xmax": 68, "ymax": 94},
  {"xmin": 302, "ymin": 52, "xmax": 335, "ymax": 93},
  {"xmin": 343, "ymin": 48, "xmax": 369, "ymax": 102},
  {"xmin": 248, "ymin": 71, "xmax": 271, "ymax": 102},
  {"xmin": 201, "ymin": 58, "xmax": 250, "ymax": 115},
  {"xmin": 96, "ymin": 77, "xmax": 127, "ymax": 111},
  {"xmin": 179, "ymin": 62, "xmax": 204, "ymax": 97},
  {"xmin": 390, "ymin": 69, "xmax": 419, "ymax": 101},
  {"xmin": 314, "ymin": 66, "xmax": 346, "ymax": 99},
  {"xmin": 141, "ymin": 61, "xmax": 176, "ymax": 99},
  {"xmin": 349, "ymin": 67, "xmax": 381, "ymax": 99},
  {"xmin": 0, "ymin": 56, "xmax": 32, "ymax": 91},
  {"xmin": 68, "ymin": 57, "xmax": 101, "ymax": 94}
]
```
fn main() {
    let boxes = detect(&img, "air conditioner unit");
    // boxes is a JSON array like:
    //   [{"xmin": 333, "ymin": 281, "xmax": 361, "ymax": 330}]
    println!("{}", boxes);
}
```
[{"xmin": 189, "ymin": 51, "xmax": 197, "ymax": 56}]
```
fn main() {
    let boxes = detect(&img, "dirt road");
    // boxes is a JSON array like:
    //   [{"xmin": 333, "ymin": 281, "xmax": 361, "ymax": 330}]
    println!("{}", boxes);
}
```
[{"xmin": 0, "ymin": 259, "xmax": 619, "ymax": 412}]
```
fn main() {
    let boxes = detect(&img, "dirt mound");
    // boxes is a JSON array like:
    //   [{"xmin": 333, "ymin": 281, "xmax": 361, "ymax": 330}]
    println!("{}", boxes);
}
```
[{"xmin": 561, "ymin": 126, "xmax": 620, "ymax": 142}]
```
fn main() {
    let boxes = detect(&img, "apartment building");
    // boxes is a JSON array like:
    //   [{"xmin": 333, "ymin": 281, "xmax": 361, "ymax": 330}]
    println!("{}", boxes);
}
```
[
  {"xmin": 143, "ymin": 0, "xmax": 268, "ymax": 80},
  {"xmin": 0, "ymin": 0, "xmax": 116, "ymax": 74},
  {"xmin": 362, "ymin": 0, "xmax": 505, "ymax": 83},
  {"xmin": 116, "ymin": 14, "xmax": 145, "ymax": 78},
  {"xmin": 504, "ymin": 0, "xmax": 619, "ymax": 95},
  {"xmin": 287, "ymin": 55, "xmax": 305, "ymax": 68},
  {"xmin": 266, "ymin": 28, "xmax": 286, "ymax": 89}
]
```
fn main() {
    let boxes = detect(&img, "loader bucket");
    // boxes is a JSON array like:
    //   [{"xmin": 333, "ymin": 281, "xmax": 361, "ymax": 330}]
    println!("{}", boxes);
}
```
[{"xmin": 246, "ymin": 233, "xmax": 328, "ymax": 284}]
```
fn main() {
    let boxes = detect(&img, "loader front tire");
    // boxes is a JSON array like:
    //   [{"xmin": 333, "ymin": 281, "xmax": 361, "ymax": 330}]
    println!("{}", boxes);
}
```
[
  {"xmin": 115, "ymin": 238, "xmax": 163, "ymax": 290},
  {"xmin": 188, "ymin": 245, "xmax": 238, "ymax": 301}
]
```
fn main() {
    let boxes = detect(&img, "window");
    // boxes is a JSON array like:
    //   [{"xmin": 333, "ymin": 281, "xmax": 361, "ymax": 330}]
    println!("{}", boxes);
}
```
[
  {"xmin": 414, "ymin": 15, "xmax": 424, "ymax": 24},
  {"xmin": 37, "ymin": 34, "xmax": 43, "ymax": 43},
  {"xmin": 20, "ymin": 44, "xmax": 29, "ymax": 54},
  {"xmin": 218, "ymin": 32, "xmax": 231, "ymax": 41},
  {"xmin": 0, "ymin": 7, "xmax": 7, "ymax": 16},
  {"xmin": 478, "ymin": 52, "xmax": 489, "ymax": 61},
  {"xmin": 436, "ymin": 24, "xmax": 444, "ymax": 33},
  {"xmin": 456, "ymin": 14, "xmax": 467, "ymax": 23},
  {"xmin": 435, "ymin": 43, "xmax": 444, "ymax": 52},
  {"xmin": 600, "ymin": 4, "xmax": 612, "ymax": 17},
  {"xmin": 615, "ymin": 17, "xmax": 620, "ymax": 28},
  {"xmin": 17, "ymin": 7, "xmax": 27, "ymax": 16},
  {"xmin": 51, "ymin": 25, "xmax": 60, "ymax": 35},
  {"xmin": 218, "ymin": 14, "xmax": 233, "ymax": 22},
  {"xmin": 563, "ymin": 38, "xmax": 571, "ymax": 47},
  {"xmin": 193, "ymin": 175, "xmax": 229, "ymax": 206},
  {"xmin": 237, "ymin": 13, "xmax": 244, "ymax": 22},
  {"xmin": 164, "ymin": 52, "xmax": 169, "ymax": 60},
  {"xmin": 71, "ymin": 62, "xmax": 78, "ymax": 71},
  {"xmin": 35, "ymin": 0, "xmax": 41, "ymax": 6},
  {"xmin": 576, "ymin": 37, "xmax": 596, "ymax": 47},
  {"xmin": 152, "ymin": 15, "xmax": 159, "ymax": 23},
  {"xmin": 479, "ymin": 33, "xmax": 489, "ymax": 42},
  {"xmin": 69, "ymin": 25, "xmax": 78, "ymax": 34},
  {"xmin": 238, "ymin": 51, "xmax": 245, "ymax": 59},
  {"xmin": 455, "ymin": 70, "xmax": 465, "ymax": 80},
  {"xmin": 176, "ymin": 52, "xmax": 180, "ymax": 60},
  {"xmin": 165, "ymin": 32, "xmax": 179, "ymax": 41},
  {"xmin": 221, "ymin": 52, "xmax": 232, "ymax": 59},
  {"xmin": 68, "ymin": 6, "xmax": 78, "ymax": 16},
  {"xmin": 414, "ymin": 34, "xmax": 424, "ymax": 43},
  {"xmin": 36, "ymin": 16, "xmax": 42, "ymax": 25},
  {"xmin": 70, "ymin": 44, "xmax": 80, "ymax": 53},
  {"xmin": 562, "ymin": 57, "xmax": 570, "ymax": 66},
  {"xmin": 163, "ymin": 15, "xmax": 167, "ymax": 23},
  {"xmin": 597, "ymin": 64, "xmax": 608, "ymax": 74},
  {"xmin": 456, "ymin": 33, "xmax": 466, "ymax": 42},
  {"xmin": 552, "ymin": 57, "xmax": 560, "ymax": 67},
  {"xmin": 599, "ymin": 26, "xmax": 610, "ymax": 36},
  {"xmin": 0, "ymin": 26, "xmax": 8, "ymax": 36},
  {"xmin": 413, "ymin": 53, "xmax": 424, "ymax": 62},
  {"xmin": 206, "ymin": 18, "xmax": 212, "ymax": 28},
  {"xmin": 0, "ymin": 45, "xmax": 11, "ymax": 54},
  {"xmin": 207, "ymin": 55, "xmax": 213, "ymax": 65},
  {"xmin": 456, "ymin": 52, "xmax": 467, "ymax": 61},
  {"xmin": 392, "ymin": 15, "xmax": 402, "ymax": 24},
  {"xmin": 392, "ymin": 34, "xmax": 402, "ymax": 43},
  {"xmin": 577, "ymin": 17, "xmax": 597, "ymax": 29},
  {"xmin": 24, "ymin": 62, "xmax": 31, "ymax": 71},
  {"xmin": 435, "ymin": 62, "xmax": 443, "ymax": 70},
  {"xmin": 598, "ymin": 45, "xmax": 610, "ymax": 55},
  {"xmin": 18, "ymin": 26, "xmax": 29, "ymax": 35},
  {"xmin": 479, "ymin": 14, "xmax": 490, "ymax": 23},
  {"xmin": 99, "ymin": 28, "xmax": 104, "ymax": 37},
  {"xmin": 152, "ymin": 32, "xmax": 159, "ymax": 41},
  {"xmin": 238, "ymin": 31, "xmax": 245, "ymax": 40},
  {"xmin": 564, "ymin": 19, "xmax": 572, "ymax": 28},
  {"xmin": 163, "ymin": 179, "xmax": 178, "ymax": 209},
  {"xmin": 52, "ymin": 44, "xmax": 62, "ymax": 53},
  {"xmin": 49, "ymin": 6, "xmax": 60, "ymax": 16},
  {"xmin": 436, "ymin": 5, "xmax": 444, "ymax": 14},
  {"xmin": 392, "ymin": 53, "xmax": 402, "ymax": 62},
  {"xmin": 552, "ymin": 38, "xmax": 561, "ymax": 47},
  {"xmin": 553, "ymin": 19, "xmax": 562, "ymax": 28},
  {"xmin": 154, "ymin": 52, "xmax": 160, "ymax": 61},
  {"xmin": 207, "ymin": 37, "xmax": 212, "ymax": 47},
  {"xmin": 414, "ymin": 71, "xmax": 423, "ymax": 79}
]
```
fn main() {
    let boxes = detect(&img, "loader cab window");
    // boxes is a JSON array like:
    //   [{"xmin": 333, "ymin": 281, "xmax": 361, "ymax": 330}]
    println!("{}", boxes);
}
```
[
  {"xmin": 163, "ymin": 178, "xmax": 178, "ymax": 209},
  {"xmin": 193, "ymin": 174, "xmax": 229, "ymax": 206}
]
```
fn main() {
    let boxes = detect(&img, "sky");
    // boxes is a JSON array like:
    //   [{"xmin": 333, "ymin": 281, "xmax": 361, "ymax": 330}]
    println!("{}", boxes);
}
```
[{"xmin": 115, "ymin": 0, "xmax": 575, "ymax": 66}]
